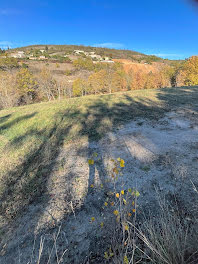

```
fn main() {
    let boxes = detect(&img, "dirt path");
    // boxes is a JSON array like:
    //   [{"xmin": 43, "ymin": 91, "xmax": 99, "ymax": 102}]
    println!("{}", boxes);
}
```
[{"xmin": 1, "ymin": 105, "xmax": 198, "ymax": 263}]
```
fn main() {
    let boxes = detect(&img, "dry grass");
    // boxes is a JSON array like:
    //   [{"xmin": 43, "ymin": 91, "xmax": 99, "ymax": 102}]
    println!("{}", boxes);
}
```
[
  {"xmin": 27, "ymin": 226, "xmax": 68, "ymax": 264},
  {"xmin": 137, "ymin": 201, "xmax": 191, "ymax": 263},
  {"xmin": 105, "ymin": 193, "xmax": 198, "ymax": 264}
]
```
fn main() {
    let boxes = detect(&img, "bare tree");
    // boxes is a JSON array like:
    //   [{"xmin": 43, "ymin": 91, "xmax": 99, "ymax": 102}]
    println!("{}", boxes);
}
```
[
  {"xmin": 37, "ymin": 68, "xmax": 57, "ymax": 101},
  {"xmin": 0, "ymin": 71, "xmax": 18, "ymax": 109}
]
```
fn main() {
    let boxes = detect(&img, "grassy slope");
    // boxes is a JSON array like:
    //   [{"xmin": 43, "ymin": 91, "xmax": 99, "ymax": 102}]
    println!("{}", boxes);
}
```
[{"xmin": 0, "ymin": 86, "xmax": 198, "ymax": 221}]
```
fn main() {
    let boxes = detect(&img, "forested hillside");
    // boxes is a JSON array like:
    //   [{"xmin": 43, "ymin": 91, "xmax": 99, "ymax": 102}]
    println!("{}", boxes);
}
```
[{"xmin": 0, "ymin": 45, "xmax": 197, "ymax": 111}]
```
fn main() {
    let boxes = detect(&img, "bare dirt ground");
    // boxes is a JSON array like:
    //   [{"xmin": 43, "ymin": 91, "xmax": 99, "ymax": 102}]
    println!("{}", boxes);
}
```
[{"xmin": 1, "ymin": 104, "xmax": 198, "ymax": 263}]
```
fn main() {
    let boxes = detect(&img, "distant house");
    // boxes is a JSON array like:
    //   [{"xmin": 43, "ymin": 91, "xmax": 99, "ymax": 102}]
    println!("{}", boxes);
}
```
[
  {"xmin": 40, "ymin": 50, "xmax": 45, "ymax": 53},
  {"xmin": 10, "ymin": 54, "xmax": 17, "ymax": 58},
  {"xmin": 73, "ymin": 50, "xmax": 112, "ymax": 62},
  {"xmin": 39, "ymin": 55, "xmax": 47, "ymax": 60},
  {"xmin": 28, "ymin": 54, "xmax": 37, "ymax": 60},
  {"xmin": 101, "ymin": 57, "xmax": 114, "ymax": 63},
  {"xmin": 29, "ymin": 56, "xmax": 37, "ymax": 60},
  {"xmin": 74, "ymin": 50, "xmax": 85, "ymax": 55},
  {"xmin": 101, "ymin": 60, "xmax": 114, "ymax": 63},
  {"xmin": 18, "ymin": 51, "xmax": 25, "ymax": 58},
  {"xmin": 10, "ymin": 51, "xmax": 26, "ymax": 58},
  {"xmin": 90, "ymin": 54, "xmax": 102, "ymax": 60}
]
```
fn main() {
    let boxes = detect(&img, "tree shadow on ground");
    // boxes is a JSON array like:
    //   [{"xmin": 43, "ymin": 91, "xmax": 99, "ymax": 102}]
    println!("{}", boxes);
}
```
[
  {"xmin": 0, "ymin": 114, "xmax": 12, "ymax": 124},
  {"xmin": 157, "ymin": 86, "xmax": 198, "ymax": 112},
  {"xmin": 0, "ymin": 112, "xmax": 37, "ymax": 131},
  {"xmin": 1, "ymin": 86, "xmax": 198, "ymax": 263}
]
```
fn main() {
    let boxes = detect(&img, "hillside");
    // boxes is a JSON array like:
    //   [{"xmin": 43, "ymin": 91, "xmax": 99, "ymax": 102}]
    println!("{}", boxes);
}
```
[
  {"xmin": 1, "ymin": 44, "xmax": 184, "ymax": 111},
  {"xmin": 8, "ymin": 44, "xmax": 164, "ymax": 63},
  {"xmin": 0, "ymin": 86, "xmax": 198, "ymax": 263},
  {"xmin": 113, "ymin": 59, "xmax": 159, "ymax": 73}
]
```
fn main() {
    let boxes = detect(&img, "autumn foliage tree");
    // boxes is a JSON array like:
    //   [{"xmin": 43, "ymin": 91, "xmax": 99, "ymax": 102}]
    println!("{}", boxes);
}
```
[
  {"xmin": 180, "ymin": 56, "xmax": 198, "ymax": 86},
  {"xmin": 73, "ymin": 57, "xmax": 94, "ymax": 71},
  {"xmin": 88, "ymin": 70, "xmax": 107, "ymax": 94},
  {"xmin": 130, "ymin": 71, "xmax": 147, "ymax": 90},
  {"xmin": 144, "ymin": 72, "xmax": 157, "ymax": 89},
  {"xmin": 16, "ymin": 68, "xmax": 38, "ymax": 104},
  {"xmin": 72, "ymin": 78, "xmax": 89, "ymax": 96},
  {"xmin": 112, "ymin": 70, "xmax": 127, "ymax": 92},
  {"xmin": 176, "ymin": 70, "xmax": 187, "ymax": 87},
  {"xmin": 111, "ymin": 63, "xmax": 127, "ymax": 92},
  {"xmin": 88, "ymin": 63, "xmax": 127, "ymax": 94}
]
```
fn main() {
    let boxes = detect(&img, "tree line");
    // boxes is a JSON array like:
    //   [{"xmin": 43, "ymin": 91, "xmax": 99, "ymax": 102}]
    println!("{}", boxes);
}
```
[{"xmin": 0, "ymin": 56, "xmax": 198, "ymax": 109}]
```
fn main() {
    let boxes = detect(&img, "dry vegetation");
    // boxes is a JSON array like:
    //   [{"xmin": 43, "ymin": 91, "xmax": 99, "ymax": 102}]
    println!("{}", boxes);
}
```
[{"xmin": 0, "ymin": 85, "xmax": 198, "ymax": 263}]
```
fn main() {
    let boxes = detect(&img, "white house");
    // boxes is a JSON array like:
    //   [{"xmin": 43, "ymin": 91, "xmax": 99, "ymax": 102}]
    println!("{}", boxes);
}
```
[
  {"xmin": 29, "ymin": 57, "xmax": 37, "ymax": 60},
  {"xmin": 101, "ymin": 60, "xmax": 114, "ymax": 63},
  {"xmin": 90, "ymin": 54, "xmax": 102, "ymax": 60},
  {"xmin": 74, "ymin": 50, "xmax": 85, "ymax": 55},
  {"xmin": 39, "ymin": 55, "xmax": 47, "ymax": 60},
  {"xmin": 10, "ymin": 51, "xmax": 26, "ymax": 58}
]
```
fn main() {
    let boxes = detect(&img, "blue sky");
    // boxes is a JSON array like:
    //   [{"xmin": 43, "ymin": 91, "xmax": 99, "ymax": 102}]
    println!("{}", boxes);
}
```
[{"xmin": 0, "ymin": 0, "xmax": 198, "ymax": 59}]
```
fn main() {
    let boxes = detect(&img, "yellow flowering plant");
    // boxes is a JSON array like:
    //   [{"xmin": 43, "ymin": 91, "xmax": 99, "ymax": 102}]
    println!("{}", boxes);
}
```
[{"xmin": 88, "ymin": 155, "xmax": 140, "ymax": 262}]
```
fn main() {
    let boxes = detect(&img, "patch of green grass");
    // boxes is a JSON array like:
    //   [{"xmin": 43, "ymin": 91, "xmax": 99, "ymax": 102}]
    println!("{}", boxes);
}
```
[{"xmin": 0, "ymin": 86, "xmax": 198, "ymax": 220}]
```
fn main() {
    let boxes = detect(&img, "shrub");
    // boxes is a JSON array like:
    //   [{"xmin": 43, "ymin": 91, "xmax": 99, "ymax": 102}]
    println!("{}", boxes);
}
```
[
  {"xmin": 0, "ymin": 57, "xmax": 18, "ymax": 70},
  {"xmin": 88, "ymin": 155, "xmax": 140, "ymax": 263},
  {"xmin": 73, "ymin": 57, "xmax": 94, "ymax": 71}
]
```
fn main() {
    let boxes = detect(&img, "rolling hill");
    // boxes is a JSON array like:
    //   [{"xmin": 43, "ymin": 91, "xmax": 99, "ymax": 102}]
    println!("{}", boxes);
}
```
[{"xmin": 8, "ymin": 44, "xmax": 163, "ymax": 63}]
